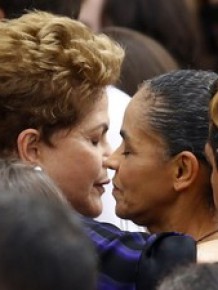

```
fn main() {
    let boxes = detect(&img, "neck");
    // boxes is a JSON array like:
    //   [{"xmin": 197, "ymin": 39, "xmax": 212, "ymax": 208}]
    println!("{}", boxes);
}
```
[
  {"xmin": 197, "ymin": 229, "xmax": 218, "ymax": 243},
  {"xmin": 147, "ymin": 199, "xmax": 218, "ymax": 241},
  {"xmin": 148, "ymin": 165, "xmax": 218, "ymax": 240}
]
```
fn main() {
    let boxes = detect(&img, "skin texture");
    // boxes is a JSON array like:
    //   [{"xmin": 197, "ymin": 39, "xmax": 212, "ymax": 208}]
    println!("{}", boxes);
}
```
[
  {"xmin": 106, "ymin": 84, "xmax": 217, "ymax": 239},
  {"xmin": 0, "ymin": 10, "xmax": 123, "ymax": 219},
  {"xmin": 205, "ymin": 143, "xmax": 218, "ymax": 209},
  {"xmin": 106, "ymin": 91, "xmax": 177, "ymax": 226},
  {"xmin": 18, "ymin": 93, "xmax": 111, "ymax": 218},
  {"xmin": 197, "ymin": 171, "xmax": 218, "ymax": 262},
  {"xmin": 197, "ymin": 148, "xmax": 218, "ymax": 263}
]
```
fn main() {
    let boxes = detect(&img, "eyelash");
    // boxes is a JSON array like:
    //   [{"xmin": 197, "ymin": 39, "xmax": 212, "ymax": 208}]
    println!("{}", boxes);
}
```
[
  {"xmin": 91, "ymin": 133, "xmax": 106, "ymax": 146},
  {"xmin": 91, "ymin": 139, "xmax": 99, "ymax": 146},
  {"xmin": 122, "ymin": 149, "xmax": 131, "ymax": 156}
]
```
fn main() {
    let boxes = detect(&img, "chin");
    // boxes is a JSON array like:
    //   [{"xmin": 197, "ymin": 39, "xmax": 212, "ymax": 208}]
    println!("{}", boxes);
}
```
[
  {"xmin": 115, "ymin": 206, "xmax": 130, "ymax": 220},
  {"xmin": 88, "ymin": 201, "xmax": 103, "ymax": 218},
  {"xmin": 73, "ymin": 199, "xmax": 103, "ymax": 218},
  {"xmin": 82, "ymin": 205, "xmax": 102, "ymax": 218},
  {"xmin": 116, "ymin": 207, "xmax": 145, "ymax": 226}
]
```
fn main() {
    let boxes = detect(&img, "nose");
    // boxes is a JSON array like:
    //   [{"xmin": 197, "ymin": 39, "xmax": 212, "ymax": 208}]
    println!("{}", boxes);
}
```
[
  {"xmin": 104, "ymin": 141, "xmax": 112, "ymax": 157},
  {"xmin": 102, "ymin": 140, "xmax": 112, "ymax": 167},
  {"xmin": 104, "ymin": 147, "xmax": 120, "ymax": 170}
]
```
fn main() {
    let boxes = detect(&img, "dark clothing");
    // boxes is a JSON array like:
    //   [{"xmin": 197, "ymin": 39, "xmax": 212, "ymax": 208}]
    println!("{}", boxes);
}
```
[{"xmin": 82, "ymin": 217, "xmax": 196, "ymax": 290}]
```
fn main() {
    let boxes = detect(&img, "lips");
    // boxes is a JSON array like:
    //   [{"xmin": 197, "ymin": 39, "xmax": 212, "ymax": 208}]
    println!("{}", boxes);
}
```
[
  {"xmin": 94, "ymin": 178, "xmax": 110, "ymax": 195},
  {"xmin": 94, "ymin": 184, "xmax": 105, "ymax": 195},
  {"xmin": 112, "ymin": 179, "xmax": 121, "ymax": 191},
  {"xmin": 112, "ymin": 180, "xmax": 122, "ymax": 198}
]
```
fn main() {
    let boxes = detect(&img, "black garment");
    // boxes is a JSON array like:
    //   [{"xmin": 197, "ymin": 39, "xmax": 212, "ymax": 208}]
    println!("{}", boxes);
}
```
[{"xmin": 82, "ymin": 217, "xmax": 196, "ymax": 290}]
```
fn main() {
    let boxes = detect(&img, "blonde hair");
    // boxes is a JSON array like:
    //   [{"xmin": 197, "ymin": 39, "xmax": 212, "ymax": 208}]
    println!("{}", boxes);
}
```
[{"xmin": 0, "ymin": 11, "xmax": 124, "ymax": 155}]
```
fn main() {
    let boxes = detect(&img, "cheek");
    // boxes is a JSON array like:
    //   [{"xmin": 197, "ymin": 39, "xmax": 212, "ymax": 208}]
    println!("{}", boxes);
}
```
[
  {"xmin": 83, "ymin": 155, "xmax": 102, "ymax": 178},
  {"xmin": 119, "ymin": 160, "xmax": 172, "ymax": 201},
  {"xmin": 119, "ymin": 163, "xmax": 144, "ymax": 191}
]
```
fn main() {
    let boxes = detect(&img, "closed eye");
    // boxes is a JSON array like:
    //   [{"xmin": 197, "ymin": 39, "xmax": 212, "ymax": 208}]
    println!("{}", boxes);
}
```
[
  {"xmin": 122, "ymin": 151, "xmax": 131, "ymax": 156},
  {"xmin": 91, "ymin": 139, "xmax": 99, "ymax": 146}
]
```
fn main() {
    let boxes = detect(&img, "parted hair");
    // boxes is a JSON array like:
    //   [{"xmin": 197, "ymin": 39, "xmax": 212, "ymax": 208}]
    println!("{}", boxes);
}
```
[
  {"xmin": 138, "ymin": 70, "xmax": 217, "ymax": 161},
  {"xmin": 0, "ymin": 11, "xmax": 124, "ymax": 156}
]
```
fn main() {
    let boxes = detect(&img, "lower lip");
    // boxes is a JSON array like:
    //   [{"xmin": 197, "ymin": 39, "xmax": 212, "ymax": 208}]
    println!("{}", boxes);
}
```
[{"xmin": 112, "ymin": 187, "xmax": 121, "ymax": 198}]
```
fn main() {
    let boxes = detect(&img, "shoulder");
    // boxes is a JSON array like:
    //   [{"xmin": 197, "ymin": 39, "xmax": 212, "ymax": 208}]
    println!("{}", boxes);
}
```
[
  {"xmin": 82, "ymin": 216, "xmax": 149, "ymax": 249},
  {"xmin": 83, "ymin": 218, "xmax": 196, "ymax": 289},
  {"xmin": 137, "ymin": 233, "xmax": 197, "ymax": 289}
]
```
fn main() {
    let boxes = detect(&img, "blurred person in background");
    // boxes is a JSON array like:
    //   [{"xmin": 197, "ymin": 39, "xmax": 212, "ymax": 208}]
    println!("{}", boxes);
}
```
[
  {"xmin": 158, "ymin": 263, "xmax": 218, "ymax": 290},
  {"xmin": 0, "ymin": 159, "xmax": 97, "ymax": 290},
  {"xmin": 79, "ymin": 0, "xmax": 214, "ymax": 70},
  {"xmin": 0, "ymin": 0, "xmax": 82, "ymax": 19},
  {"xmin": 101, "ymin": 26, "xmax": 179, "ymax": 96}
]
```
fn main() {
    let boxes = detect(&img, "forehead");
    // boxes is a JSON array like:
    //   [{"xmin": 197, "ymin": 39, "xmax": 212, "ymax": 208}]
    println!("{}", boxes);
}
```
[
  {"xmin": 122, "ymin": 90, "xmax": 166, "ymax": 148},
  {"xmin": 77, "ymin": 92, "xmax": 109, "ymax": 129}
]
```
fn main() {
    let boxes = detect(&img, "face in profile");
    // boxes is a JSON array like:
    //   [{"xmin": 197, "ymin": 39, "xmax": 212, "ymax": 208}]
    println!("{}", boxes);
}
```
[
  {"xmin": 36, "ymin": 92, "xmax": 111, "ymax": 218},
  {"xmin": 205, "ymin": 143, "xmax": 218, "ymax": 209},
  {"xmin": 106, "ymin": 92, "xmax": 176, "ymax": 226}
]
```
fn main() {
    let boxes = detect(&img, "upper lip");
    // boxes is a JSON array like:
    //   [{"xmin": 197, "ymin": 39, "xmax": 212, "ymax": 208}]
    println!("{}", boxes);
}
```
[{"xmin": 94, "ymin": 178, "xmax": 110, "ymax": 186}]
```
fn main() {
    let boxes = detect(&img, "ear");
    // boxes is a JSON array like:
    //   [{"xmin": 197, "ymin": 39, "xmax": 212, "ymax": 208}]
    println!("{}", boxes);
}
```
[
  {"xmin": 17, "ymin": 129, "xmax": 41, "ymax": 164},
  {"xmin": 172, "ymin": 151, "xmax": 199, "ymax": 192}
]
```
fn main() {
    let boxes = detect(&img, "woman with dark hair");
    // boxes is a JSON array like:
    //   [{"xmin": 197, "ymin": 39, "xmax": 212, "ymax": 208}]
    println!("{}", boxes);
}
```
[{"xmin": 106, "ymin": 70, "xmax": 218, "ymax": 245}]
